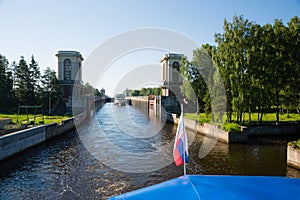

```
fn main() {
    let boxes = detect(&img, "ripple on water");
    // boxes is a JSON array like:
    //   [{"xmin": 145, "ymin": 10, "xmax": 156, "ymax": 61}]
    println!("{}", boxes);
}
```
[{"xmin": 0, "ymin": 103, "xmax": 300, "ymax": 199}]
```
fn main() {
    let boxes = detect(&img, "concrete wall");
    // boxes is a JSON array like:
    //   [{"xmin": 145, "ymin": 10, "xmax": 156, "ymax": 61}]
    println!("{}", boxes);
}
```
[
  {"xmin": 161, "ymin": 96, "xmax": 180, "ymax": 114},
  {"xmin": 244, "ymin": 124, "xmax": 300, "ymax": 137},
  {"xmin": 45, "ymin": 118, "xmax": 76, "ymax": 140},
  {"xmin": 130, "ymin": 96, "xmax": 149, "ymax": 114},
  {"xmin": 172, "ymin": 116, "xmax": 247, "ymax": 143},
  {"xmin": 172, "ymin": 114, "xmax": 299, "ymax": 144},
  {"xmin": 128, "ymin": 96, "xmax": 181, "ymax": 121},
  {"xmin": 45, "ymin": 123, "xmax": 58, "ymax": 139},
  {"xmin": 287, "ymin": 145, "xmax": 300, "ymax": 169},
  {"xmin": 0, "ymin": 126, "xmax": 46, "ymax": 161},
  {"xmin": 196, "ymin": 123, "xmax": 229, "ymax": 143},
  {"xmin": 0, "ymin": 117, "xmax": 78, "ymax": 161},
  {"xmin": 0, "ymin": 118, "xmax": 12, "ymax": 129},
  {"xmin": 57, "ymin": 118, "xmax": 75, "ymax": 135},
  {"xmin": 172, "ymin": 116, "xmax": 229, "ymax": 142}
]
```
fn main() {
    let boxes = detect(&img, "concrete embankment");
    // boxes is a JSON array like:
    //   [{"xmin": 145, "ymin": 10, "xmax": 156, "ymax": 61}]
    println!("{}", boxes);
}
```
[
  {"xmin": 0, "ymin": 125, "xmax": 46, "ymax": 161},
  {"xmin": 172, "ymin": 115, "xmax": 300, "ymax": 144},
  {"xmin": 0, "ymin": 114, "xmax": 86, "ymax": 162},
  {"xmin": 0, "ymin": 118, "xmax": 12, "ymax": 129},
  {"xmin": 287, "ymin": 145, "xmax": 300, "ymax": 169},
  {"xmin": 243, "ymin": 124, "xmax": 300, "ymax": 137},
  {"xmin": 172, "ymin": 115, "xmax": 247, "ymax": 143}
]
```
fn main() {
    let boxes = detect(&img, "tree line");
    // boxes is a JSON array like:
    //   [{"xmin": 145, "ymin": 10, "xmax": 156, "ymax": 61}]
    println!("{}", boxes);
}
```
[
  {"xmin": 127, "ymin": 87, "xmax": 161, "ymax": 97},
  {"xmin": 181, "ymin": 15, "xmax": 300, "ymax": 124},
  {"xmin": 0, "ymin": 55, "xmax": 62, "ymax": 113},
  {"xmin": 0, "ymin": 55, "xmax": 100, "ymax": 114}
]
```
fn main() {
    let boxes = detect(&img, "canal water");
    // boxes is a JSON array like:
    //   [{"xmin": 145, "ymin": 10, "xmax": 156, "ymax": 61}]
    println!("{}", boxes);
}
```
[{"xmin": 0, "ymin": 103, "xmax": 299, "ymax": 199}]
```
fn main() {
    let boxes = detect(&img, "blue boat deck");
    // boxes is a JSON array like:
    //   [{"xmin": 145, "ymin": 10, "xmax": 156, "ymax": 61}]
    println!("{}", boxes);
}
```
[{"xmin": 109, "ymin": 175, "xmax": 300, "ymax": 200}]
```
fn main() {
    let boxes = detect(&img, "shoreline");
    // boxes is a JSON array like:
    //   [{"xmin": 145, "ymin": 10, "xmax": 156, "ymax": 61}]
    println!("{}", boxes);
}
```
[
  {"xmin": 172, "ymin": 114, "xmax": 300, "ymax": 169},
  {"xmin": 0, "ymin": 114, "xmax": 87, "ymax": 162},
  {"xmin": 171, "ymin": 114, "xmax": 300, "ymax": 144}
]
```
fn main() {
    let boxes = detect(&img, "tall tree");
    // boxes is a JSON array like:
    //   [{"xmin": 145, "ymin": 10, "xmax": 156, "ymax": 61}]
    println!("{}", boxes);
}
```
[
  {"xmin": 214, "ymin": 15, "xmax": 300, "ymax": 124},
  {"xmin": 15, "ymin": 56, "xmax": 36, "ymax": 105},
  {"xmin": 180, "ymin": 45, "xmax": 225, "ymax": 119},
  {"xmin": 271, "ymin": 20, "xmax": 290, "ymax": 123},
  {"xmin": 286, "ymin": 16, "xmax": 300, "ymax": 115},
  {"xmin": 10, "ymin": 61, "xmax": 17, "ymax": 90},
  {"xmin": 0, "ymin": 54, "xmax": 15, "ymax": 112},
  {"xmin": 41, "ymin": 67, "xmax": 62, "ymax": 113},
  {"xmin": 29, "ymin": 55, "xmax": 41, "ymax": 103},
  {"xmin": 215, "ymin": 15, "xmax": 253, "ymax": 123}
]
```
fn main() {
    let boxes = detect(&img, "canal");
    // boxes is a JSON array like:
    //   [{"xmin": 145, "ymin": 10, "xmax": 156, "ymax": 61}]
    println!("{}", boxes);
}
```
[{"xmin": 0, "ymin": 103, "xmax": 299, "ymax": 199}]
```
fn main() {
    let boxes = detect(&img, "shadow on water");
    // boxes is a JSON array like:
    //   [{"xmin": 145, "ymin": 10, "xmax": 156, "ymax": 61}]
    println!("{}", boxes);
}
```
[{"xmin": 188, "ymin": 131, "xmax": 300, "ymax": 177}]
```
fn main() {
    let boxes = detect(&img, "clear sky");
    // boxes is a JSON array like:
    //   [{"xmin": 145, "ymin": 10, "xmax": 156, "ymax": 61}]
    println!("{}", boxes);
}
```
[{"xmin": 0, "ymin": 0, "xmax": 299, "ymax": 96}]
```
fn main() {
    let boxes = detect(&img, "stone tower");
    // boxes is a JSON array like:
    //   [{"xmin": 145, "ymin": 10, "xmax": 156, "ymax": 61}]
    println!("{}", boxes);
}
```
[
  {"xmin": 160, "ymin": 53, "xmax": 183, "ymax": 97},
  {"xmin": 160, "ymin": 53, "xmax": 183, "ymax": 115},
  {"xmin": 56, "ymin": 51, "xmax": 83, "ymax": 109}
]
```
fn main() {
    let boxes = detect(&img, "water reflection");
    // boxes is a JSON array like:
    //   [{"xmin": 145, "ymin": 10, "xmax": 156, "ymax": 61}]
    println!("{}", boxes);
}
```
[
  {"xmin": 189, "ymin": 132, "xmax": 292, "ymax": 176},
  {"xmin": 78, "ymin": 103, "xmax": 183, "ymax": 173}
]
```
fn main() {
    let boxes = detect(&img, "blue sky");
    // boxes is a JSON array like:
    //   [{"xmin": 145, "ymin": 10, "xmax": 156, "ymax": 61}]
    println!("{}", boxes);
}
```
[{"xmin": 0, "ymin": 0, "xmax": 299, "ymax": 95}]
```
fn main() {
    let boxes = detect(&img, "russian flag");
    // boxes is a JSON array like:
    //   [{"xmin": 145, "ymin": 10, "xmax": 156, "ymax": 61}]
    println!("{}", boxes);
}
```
[{"xmin": 173, "ymin": 113, "xmax": 188, "ymax": 166}]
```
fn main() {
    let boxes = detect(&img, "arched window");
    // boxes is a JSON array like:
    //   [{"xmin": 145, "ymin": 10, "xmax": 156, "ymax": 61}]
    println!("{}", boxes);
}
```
[
  {"xmin": 64, "ymin": 59, "xmax": 72, "ymax": 80},
  {"xmin": 172, "ymin": 61, "xmax": 180, "ymax": 81}
]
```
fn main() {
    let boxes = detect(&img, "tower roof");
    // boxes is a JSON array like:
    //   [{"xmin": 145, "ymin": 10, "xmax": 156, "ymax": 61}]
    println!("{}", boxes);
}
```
[
  {"xmin": 160, "ymin": 53, "xmax": 183, "ymax": 63},
  {"xmin": 56, "ymin": 50, "xmax": 84, "ymax": 60}
]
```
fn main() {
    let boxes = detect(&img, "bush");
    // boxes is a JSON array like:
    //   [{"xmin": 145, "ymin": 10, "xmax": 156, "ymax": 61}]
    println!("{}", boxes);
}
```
[
  {"xmin": 289, "ymin": 139, "xmax": 300, "ymax": 149},
  {"xmin": 222, "ymin": 122, "xmax": 241, "ymax": 132},
  {"xmin": 297, "ymin": 139, "xmax": 300, "ymax": 149}
]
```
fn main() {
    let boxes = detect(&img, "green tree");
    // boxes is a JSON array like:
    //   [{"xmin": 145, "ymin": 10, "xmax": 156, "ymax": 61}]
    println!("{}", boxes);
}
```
[
  {"xmin": 271, "ymin": 20, "xmax": 290, "ymax": 123},
  {"xmin": 15, "ymin": 56, "xmax": 36, "ymax": 105},
  {"xmin": 130, "ymin": 89, "xmax": 140, "ymax": 96},
  {"xmin": 10, "ymin": 61, "xmax": 17, "ymax": 90},
  {"xmin": 215, "ymin": 15, "xmax": 254, "ymax": 123},
  {"xmin": 189, "ymin": 47, "xmax": 211, "ymax": 115},
  {"xmin": 81, "ymin": 82, "xmax": 95, "ymax": 96},
  {"xmin": 180, "ymin": 44, "xmax": 226, "ymax": 120},
  {"xmin": 41, "ymin": 67, "xmax": 62, "ymax": 113},
  {"xmin": 0, "ymin": 54, "xmax": 15, "ymax": 112},
  {"xmin": 214, "ymin": 15, "xmax": 300, "ymax": 124},
  {"xmin": 286, "ymin": 16, "xmax": 300, "ymax": 115},
  {"xmin": 29, "ymin": 55, "xmax": 41, "ymax": 104}
]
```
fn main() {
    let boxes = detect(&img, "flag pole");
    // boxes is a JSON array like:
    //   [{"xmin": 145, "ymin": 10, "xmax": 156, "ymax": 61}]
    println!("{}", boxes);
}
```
[{"xmin": 181, "ymin": 103, "xmax": 187, "ymax": 176}]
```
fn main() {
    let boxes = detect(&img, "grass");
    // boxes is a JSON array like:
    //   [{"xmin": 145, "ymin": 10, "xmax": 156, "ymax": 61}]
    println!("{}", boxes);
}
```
[
  {"xmin": 43, "ymin": 115, "xmax": 70, "ymax": 124},
  {"xmin": 289, "ymin": 139, "xmax": 300, "ymax": 149},
  {"xmin": 184, "ymin": 112, "xmax": 300, "ymax": 132},
  {"xmin": 184, "ymin": 113, "xmax": 242, "ymax": 132},
  {"xmin": 0, "ymin": 114, "xmax": 70, "ymax": 125},
  {"xmin": 231, "ymin": 113, "xmax": 300, "ymax": 123},
  {"xmin": 222, "ymin": 122, "xmax": 242, "ymax": 132},
  {"xmin": 184, "ymin": 113, "xmax": 211, "ymax": 123}
]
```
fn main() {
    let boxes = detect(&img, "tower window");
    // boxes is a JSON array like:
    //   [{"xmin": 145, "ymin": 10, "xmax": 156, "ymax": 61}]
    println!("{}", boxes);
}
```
[
  {"xmin": 172, "ymin": 61, "xmax": 180, "ymax": 81},
  {"xmin": 64, "ymin": 59, "xmax": 72, "ymax": 80}
]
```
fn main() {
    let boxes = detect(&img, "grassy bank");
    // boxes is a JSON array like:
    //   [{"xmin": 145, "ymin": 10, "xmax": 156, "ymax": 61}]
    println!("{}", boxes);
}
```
[
  {"xmin": 231, "ymin": 113, "xmax": 300, "ymax": 123},
  {"xmin": 0, "ymin": 114, "xmax": 70, "ymax": 125},
  {"xmin": 184, "ymin": 113, "xmax": 241, "ymax": 132},
  {"xmin": 184, "ymin": 112, "xmax": 300, "ymax": 132}
]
